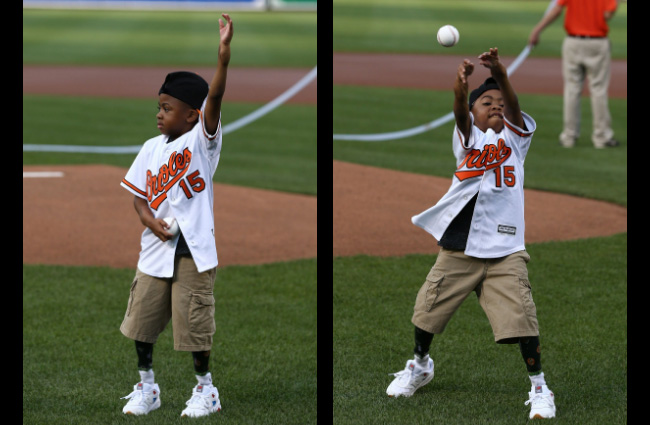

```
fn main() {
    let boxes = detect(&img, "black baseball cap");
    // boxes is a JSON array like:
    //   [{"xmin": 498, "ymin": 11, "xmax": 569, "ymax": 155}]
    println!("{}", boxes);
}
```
[
  {"xmin": 469, "ymin": 77, "xmax": 500, "ymax": 110},
  {"xmin": 159, "ymin": 71, "xmax": 209, "ymax": 109}
]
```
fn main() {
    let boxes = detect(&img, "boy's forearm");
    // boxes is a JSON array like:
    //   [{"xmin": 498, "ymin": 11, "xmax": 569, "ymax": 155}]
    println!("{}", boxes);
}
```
[
  {"xmin": 453, "ymin": 76, "xmax": 469, "ymax": 119},
  {"xmin": 490, "ymin": 63, "xmax": 523, "ymax": 126},
  {"xmin": 134, "ymin": 196, "xmax": 154, "ymax": 227},
  {"xmin": 208, "ymin": 44, "xmax": 231, "ymax": 100},
  {"xmin": 453, "ymin": 75, "xmax": 471, "ymax": 139}
]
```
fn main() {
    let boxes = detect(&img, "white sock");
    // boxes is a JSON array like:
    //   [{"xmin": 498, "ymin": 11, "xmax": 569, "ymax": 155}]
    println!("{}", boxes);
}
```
[
  {"xmin": 139, "ymin": 369, "xmax": 155, "ymax": 384},
  {"xmin": 414, "ymin": 353, "xmax": 430, "ymax": 368},
  {"xmin": 529, "ymin": 372, "xmax": 546, "ymax": 388},
  {"xmin": 197, "ymin": 372, "xmax": 212, "ymax": 386}
]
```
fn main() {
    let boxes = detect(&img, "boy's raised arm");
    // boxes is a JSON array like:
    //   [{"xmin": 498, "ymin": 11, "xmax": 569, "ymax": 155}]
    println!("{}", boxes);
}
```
[
  {"xmin": 453, "ymin": 59, "xmax": 474, "ymax": 143},
  {"xmin": 204, "ymin": 13, "xmax": 234, "ymax": 136}
]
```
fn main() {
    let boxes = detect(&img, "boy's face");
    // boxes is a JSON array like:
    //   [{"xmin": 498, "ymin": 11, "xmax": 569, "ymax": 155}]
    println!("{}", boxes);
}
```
[
  {"xmin": 156, "ymin": 93, "xmax": 198, "ymax": 140},
  {"xmin": 471, "ymin": 89, "xmax": 504, "ymax": 133}
]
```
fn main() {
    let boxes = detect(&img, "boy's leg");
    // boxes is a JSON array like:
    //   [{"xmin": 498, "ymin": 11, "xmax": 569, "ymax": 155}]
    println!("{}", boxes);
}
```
[
  {"xmin": 170, "ymin": 256, "xmax": 217, "ymax": 352},
  {"xmin": 414, "ymin": 326, "xmax": 434, "ymax": 359},
  {"xmin": 120, "ymin": 269, "xmax": 173, "ymax": 344},
  {"xmin": 120, "ymin": 270, "xmax": 170, "ymax": 415},
  {"xmin": 171, "ymin": 256, "xmax": 221, "ymax": 417},
  {"xmin": 136, "ymin": 341, "xmax": 154, "ymax": 372},
  {"xmin": 388, "ymin": 249, "xmax": 484, "ymax": 398},
  {"xmin": 519, "ymin": 336, "xmax": 541, "ymax": 376}
]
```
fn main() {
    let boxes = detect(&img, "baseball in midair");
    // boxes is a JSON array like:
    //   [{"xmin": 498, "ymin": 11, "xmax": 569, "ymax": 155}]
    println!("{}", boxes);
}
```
[
  {"xmin": 437, "ymin": 25, "xmax": 459, "ymax": 47},
  {"xmin": 163, "ymin": 217, "xmax": 180, "ymax": 237}
]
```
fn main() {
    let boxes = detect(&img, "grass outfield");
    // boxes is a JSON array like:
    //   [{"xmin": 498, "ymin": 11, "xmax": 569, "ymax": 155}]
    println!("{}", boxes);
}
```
[
  {"xmin": 23, "ymin": 259, "xmax": 317, "ymax": 424},
  {"xmin": 333, "ymin": 233, "xmax": 627, "ymax": 424},
  {"xmin": 23, "ymin": 9, "xmax": 317, "ymax": 67},
  {"xmin": 23, "ymin": 95, "xmax": 317, "ymax": 195},
  {"xmin": 333, "ymin": 86, "xmax": 627, "ymax": 206},
  {"xmin": 333, "ymin": 0, "xmax": 627, "ymax": 59}
]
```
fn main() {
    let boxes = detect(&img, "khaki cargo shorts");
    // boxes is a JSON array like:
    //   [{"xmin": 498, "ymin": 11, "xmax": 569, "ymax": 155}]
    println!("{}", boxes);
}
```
[
  {"xmin": 120, "ymin": 255, "xmax": 217, "ymax": 352},
  {"xmin": 412, "ymin": 249, "xmax": 539, "ymax": 343}
]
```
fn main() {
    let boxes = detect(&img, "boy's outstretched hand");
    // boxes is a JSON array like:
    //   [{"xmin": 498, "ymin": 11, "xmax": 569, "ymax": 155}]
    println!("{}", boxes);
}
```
[
  {"xmin": 457, "ymin": 59, "xmax": 474, "ymax": 85},
  {"xmin": 219, "ymin": 13, "xmax": 234, "ymax": 45},
  {"xmin": 478, "ymin": 47, "xmax": 502, "ymax": 71}
]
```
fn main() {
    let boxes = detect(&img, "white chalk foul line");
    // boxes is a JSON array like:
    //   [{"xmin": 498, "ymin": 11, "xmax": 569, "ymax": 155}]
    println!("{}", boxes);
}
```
[
  {"xmin": 23, "ymin": 66, "xmax": 317, "ymax": 154},
  {"xmin": 23, "ymin": 171, "xmax": 64, "ymax": 178}
]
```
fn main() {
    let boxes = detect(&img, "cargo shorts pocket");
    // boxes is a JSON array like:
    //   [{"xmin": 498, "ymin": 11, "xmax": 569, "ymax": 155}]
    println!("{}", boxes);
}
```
[
  {"xmin": 519, "ymin": 278, "xmax": 537, "ymax": 319},
  {"xmin": 188, "ymin": 292, "xmax": 216, "ymax": 335},
  {"xmin": 418, "ymin": 270, "xmax": 445, "ymax": 312}
]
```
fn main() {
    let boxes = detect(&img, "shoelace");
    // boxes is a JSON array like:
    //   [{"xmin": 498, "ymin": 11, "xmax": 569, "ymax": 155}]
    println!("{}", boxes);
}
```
[
  {"xmin": 388, "ymin": 367, "xmax": 416, "ymax": 386},
  {"xmin": 524, "ymin": 393, "xmax": 552, "ymax": 407},
  {"xmin": 186, "ymin": 391, "xmax": 213, "ymax": 408},
  {"xmin": 121, "ymin": 389, "xmax": 145, "ymax": 403}
]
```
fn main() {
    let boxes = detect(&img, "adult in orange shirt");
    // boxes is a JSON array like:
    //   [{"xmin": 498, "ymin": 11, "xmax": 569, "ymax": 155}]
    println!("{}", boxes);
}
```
[{"xmin": 529, "ymin": 0, "xmax": 620, "ymax": 148}]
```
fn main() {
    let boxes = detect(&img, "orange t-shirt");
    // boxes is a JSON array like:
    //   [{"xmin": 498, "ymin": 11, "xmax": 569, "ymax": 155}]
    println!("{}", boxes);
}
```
[{"xmin": 558, "ymin": 0, "xmax": 618, "ymax": 37}]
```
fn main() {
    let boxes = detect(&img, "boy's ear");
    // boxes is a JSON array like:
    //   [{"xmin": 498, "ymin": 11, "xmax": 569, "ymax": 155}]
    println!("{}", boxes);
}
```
[{"xmin": 186, "ymin": 108, "xmax": 200, "ymax": 123}]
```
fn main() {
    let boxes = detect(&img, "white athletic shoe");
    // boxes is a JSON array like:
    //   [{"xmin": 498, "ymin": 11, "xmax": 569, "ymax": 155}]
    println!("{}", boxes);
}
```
[
  {"xmin": 180, "ymin": 383, "xmax": 222, "ymax": 418},
  {"xmin": 525, "ymin": 385, "xmax": 556, "ymax": 419},
  {"xmin": 121, "ymin": 382, "xmax": 161, "ymax": 415},
  {"xmin": 386, "ymin": 358, "xmax": 434, "ymax": 397}
]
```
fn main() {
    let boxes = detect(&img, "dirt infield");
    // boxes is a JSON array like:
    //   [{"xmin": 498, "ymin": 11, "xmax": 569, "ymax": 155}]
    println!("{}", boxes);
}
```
[
  {"xmin": 333, "ymin": 161, "xmax": 627, "ymax": 258},
  {"xmin": 23, "ymin": 165, "xmax": 317, "ymax": 268},
  {"xmin": 333, "ymin": 52, "xmax": 627, "ymax": 98},
  {"xmin": 23, "ymin": 65, "xmax": 317, "ymax": 104}
]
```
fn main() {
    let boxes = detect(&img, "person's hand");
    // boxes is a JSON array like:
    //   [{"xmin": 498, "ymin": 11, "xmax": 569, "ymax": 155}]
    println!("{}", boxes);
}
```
[
  {"xmin": 145, "ymin": 216, "xmax": 174, "ymax": 242},
  {"xmin": 219, "ymin": 13, "xmax": 233, "ymax": 46},
  {"xmin": 478, "ymin": 47, "xmax": 501, "ymax": 70},
  {"xmin": 457, "ymin": 59, "xmax": 474, "ymax": 85},
  {"xmin": 528, "ymin": 28, "xmax": 541, "ymax": 47}
]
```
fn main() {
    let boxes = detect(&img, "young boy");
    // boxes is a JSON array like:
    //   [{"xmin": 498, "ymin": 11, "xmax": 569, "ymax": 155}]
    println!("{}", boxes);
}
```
[
  {"xmin": 386, "ymin": 48, "xmax": 556, "ymax": 420},
  {"xmin": 118, "ymin": 13, "xmax": 233, "ymax": 418}
]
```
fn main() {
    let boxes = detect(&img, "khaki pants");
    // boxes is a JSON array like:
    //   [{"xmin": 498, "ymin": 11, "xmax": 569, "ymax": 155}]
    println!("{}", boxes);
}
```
[
  {"xmin": 120, "ymin": 256, "xmax": 217, "ymax": 352},
  {"xmin": 412, "ymin": 249, "xmax": 539, "ymax": 343},
  {"xmin": 560, "ymin": 36, "xmax": 614, "ymax": 148}
]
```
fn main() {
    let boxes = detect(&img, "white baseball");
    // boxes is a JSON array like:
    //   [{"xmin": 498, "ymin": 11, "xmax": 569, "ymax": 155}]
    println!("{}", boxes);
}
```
[
  {"xmin": 437, "ymin": 25, "xmax": 459, "ymax": 47},
  {"xmin": 163, "ymin": 217, "xmax": 180, "ymax": 237}
]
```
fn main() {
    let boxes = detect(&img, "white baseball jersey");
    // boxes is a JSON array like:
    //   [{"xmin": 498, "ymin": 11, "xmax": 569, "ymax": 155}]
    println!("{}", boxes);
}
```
[
  {"xmin": 412, "ymin": 111, "xmax": 536, "ymax": 258},
  {"xmin": 121, "ymin": 98, "xmax": 222, "ymax": 277}
]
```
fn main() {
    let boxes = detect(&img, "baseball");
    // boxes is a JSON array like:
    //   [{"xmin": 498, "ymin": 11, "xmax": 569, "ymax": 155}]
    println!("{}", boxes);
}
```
[
  {"xmin": 437, "ymin": 25, "xmax": 459, "ymax": 47},
  {"xmin": 163, "ymin": 217, "xmax": 180, "ymax": 237}
]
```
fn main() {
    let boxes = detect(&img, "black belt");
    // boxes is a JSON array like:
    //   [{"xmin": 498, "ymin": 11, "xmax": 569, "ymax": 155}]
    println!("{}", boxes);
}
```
[{"xmin": 568, "ymin": 34, "xmax": 606, "ymax": 39}]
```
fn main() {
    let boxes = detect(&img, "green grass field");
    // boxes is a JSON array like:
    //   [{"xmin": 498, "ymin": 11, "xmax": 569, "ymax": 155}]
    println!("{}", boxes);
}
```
[
  {"xmin": 334, "ymin": 235, "xmax": 627, "ymax": 424},
  {"xmin": 333, "ymin": 0, "xmax": 627, "ymax": 59},
  {"xmin": 23, "ymin": 95, "xmax": 317, "ymax": 195},
  {"xmin": 333, "ymin": 1, "xmax": 627, "ymax": 423},
  {"xmin": 23, "ymin": 9, "xmax": 317, "ymax": 67},
  {"xmin": 23, "ymin": 259, "xmax": 317, "ymax": 424}
]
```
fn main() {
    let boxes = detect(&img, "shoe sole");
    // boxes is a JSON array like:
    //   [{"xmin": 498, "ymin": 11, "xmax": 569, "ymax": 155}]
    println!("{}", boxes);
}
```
[
  {"xmin": 531, "ymin": 413, "xmax": 555, "ymax": 419},
  {"xmin": 123, "ymin": 400, "xmax": 161, "ymax": 415},
  {"xmin": 181, "ymin": 401, "xmax": 222, "ymax": 417}
]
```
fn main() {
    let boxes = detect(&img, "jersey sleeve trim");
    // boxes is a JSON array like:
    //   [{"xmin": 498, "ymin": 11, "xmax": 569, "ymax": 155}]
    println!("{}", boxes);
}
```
[
  {"xmin": 121, "ymin": 178, "xmax": 147, "ymax": 198},
  {"xmin": 504, "ymin": 119, "xmax": 534, "ymax": 137},
  {"xmin": 199, "ymin": 109, "xmax": 220, "ymax": 141}
]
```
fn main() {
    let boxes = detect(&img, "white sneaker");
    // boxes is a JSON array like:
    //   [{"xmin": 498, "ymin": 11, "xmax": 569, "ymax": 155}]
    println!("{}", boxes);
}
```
[
  {"xmin": 386, "ymin": 358, "xmax": 434, "ymax": 397},
  {"xmin": 121, "ymin": 382, "xmax": 161, "ymax": 415},
  {"xmin": 525, "ymin": 385, "xmax": 556, "ymax": 419},
  {"xmin": 180, "ymin": 383, "xmax": 222, "ymax": 418}
]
